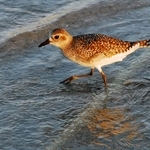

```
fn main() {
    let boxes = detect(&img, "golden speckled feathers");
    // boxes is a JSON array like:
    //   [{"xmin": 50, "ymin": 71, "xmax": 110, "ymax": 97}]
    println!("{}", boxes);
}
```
[{"xmin": 73, "ymin": 34, "xmax": 134, "ymax": 58}]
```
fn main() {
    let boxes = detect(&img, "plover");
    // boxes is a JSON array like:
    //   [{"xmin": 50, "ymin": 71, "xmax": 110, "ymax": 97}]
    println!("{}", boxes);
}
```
[{"xmin": 38, "ymin": 28, "xmax": 150, "ymax": 88}]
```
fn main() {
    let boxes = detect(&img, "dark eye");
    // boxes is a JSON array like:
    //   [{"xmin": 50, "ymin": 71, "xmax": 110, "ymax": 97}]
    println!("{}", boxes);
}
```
[{"xmin": 54, "ymin": 35, "xmax": 59, "ymax": 39}]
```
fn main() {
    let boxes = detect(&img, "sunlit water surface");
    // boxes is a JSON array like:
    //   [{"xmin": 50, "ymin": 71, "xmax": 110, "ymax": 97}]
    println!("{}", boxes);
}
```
[{"xmin": 0, "ymin": 0, "xmax": 150, "ymax": 150}]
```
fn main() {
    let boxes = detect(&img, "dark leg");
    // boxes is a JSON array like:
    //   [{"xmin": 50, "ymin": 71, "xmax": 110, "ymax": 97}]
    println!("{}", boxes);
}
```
[
  {"xmin": 100, "ymin": 70, "xmax": 107, "ymax": 89},
  {"xmin": 60, "ymin": 67, "xmax": 94, "ymax": 84}
]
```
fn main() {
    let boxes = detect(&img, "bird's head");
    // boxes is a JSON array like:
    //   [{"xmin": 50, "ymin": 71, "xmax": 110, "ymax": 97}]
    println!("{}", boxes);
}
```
[{"xmin": 38, "ymin": 28, "xmax": 73, "ymax": 50}]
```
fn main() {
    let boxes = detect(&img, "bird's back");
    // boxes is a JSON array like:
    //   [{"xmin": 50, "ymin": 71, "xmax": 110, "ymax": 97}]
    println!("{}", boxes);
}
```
[{"xmin": 72, "ymin": 34, "xmax": 133, "ymax": 59}]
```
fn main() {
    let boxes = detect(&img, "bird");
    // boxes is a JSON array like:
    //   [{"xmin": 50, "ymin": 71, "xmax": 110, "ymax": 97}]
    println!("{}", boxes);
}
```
[{"xmin": 38, "ymin": 28, "xmax": 150, "ymax": 88}]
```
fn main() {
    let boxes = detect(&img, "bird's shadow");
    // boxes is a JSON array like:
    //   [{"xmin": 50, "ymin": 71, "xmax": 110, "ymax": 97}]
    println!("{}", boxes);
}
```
[{"xmin": 59, "ymin": 80, "xmax": 107, "ymax": 94}]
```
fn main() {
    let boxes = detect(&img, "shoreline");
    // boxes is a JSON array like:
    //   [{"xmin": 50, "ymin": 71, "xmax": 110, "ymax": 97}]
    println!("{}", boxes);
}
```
[{"xmin": 1, "ymin": 0, "xmax": 150, "ymax": 53}]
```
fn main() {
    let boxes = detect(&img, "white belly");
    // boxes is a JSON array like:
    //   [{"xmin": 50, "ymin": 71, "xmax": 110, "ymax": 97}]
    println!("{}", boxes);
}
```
[{"xmin": 94, "ymin": 43, "xmax": 140, "ymax": 69}]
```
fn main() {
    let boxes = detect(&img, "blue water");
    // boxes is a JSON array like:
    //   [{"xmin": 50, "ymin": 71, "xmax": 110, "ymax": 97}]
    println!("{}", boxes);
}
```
[
  {"xmin": 0, "ymin": 0, "xmax": 99, "ymax": 43},
  {"xmin": 0, "ymin": 0, "xmax": 150, "ymax": 150}
]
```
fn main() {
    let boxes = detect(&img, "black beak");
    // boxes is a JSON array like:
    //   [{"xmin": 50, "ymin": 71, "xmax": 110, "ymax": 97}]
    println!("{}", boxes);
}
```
[{"xmin": 38, "ymin": 39, "xmax": 50, "ymax": 47}]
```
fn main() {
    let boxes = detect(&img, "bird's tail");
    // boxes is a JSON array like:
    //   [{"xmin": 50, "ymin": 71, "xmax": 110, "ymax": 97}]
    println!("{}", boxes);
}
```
[{"xmin": 136, "ymin": 39, "xmax": 150, "ymax": 48}]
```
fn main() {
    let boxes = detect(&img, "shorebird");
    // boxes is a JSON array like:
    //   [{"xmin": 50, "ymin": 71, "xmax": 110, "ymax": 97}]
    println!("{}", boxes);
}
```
[{"xmin": 38, "ymin": 28, "xmax": 150, "ymax": 88}]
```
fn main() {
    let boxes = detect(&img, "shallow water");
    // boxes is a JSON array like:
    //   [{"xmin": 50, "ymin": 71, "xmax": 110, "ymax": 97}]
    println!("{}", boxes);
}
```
[
  {"xmin": 0, "ymin": 0, "xmax": 150, "ymax": 150},
  {"xmin": 0, "ymin": 0, "xmax": 99, "ymax": 44}
]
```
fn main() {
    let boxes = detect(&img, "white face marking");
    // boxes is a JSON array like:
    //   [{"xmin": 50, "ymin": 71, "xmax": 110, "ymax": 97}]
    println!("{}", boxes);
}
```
[{"xmin": 49, "ymin": 32, "xmax": 51, "ymax": 39}]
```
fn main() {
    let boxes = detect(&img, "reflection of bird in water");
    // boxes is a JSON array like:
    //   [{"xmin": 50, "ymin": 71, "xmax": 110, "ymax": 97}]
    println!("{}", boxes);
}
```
[
  {"xmin": 39, "ymin": 28, "xmax": 150, "ymax": 88},
  {"xmin": 87, "ymin": 108, "xmax": 138, "ymax": 146}
]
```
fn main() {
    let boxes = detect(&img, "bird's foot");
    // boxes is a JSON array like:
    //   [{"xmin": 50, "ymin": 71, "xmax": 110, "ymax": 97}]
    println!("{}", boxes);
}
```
[{"xmin": 60, "ymin": 76, "xmax": 74, "ymax": 84}]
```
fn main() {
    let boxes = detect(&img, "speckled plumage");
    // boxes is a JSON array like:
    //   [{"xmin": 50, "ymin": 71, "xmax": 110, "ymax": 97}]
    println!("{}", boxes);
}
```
[{"xmin": 39, "ymin": 28, "xmax": 150, "ymax": 88}]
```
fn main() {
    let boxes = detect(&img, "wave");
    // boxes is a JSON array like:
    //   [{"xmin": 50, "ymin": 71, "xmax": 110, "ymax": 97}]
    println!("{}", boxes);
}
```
[{"xmin": 0, "ymin": 0, "xmax": 150, "ymax": 54}]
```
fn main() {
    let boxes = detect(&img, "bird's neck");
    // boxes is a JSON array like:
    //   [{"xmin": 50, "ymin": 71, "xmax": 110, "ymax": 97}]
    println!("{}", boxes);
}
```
[
  {"xmin": 60, "ymin": 39, "xmax": 78, "ymax": 61},
  {"xmin": 60, "ymin": 37, "xmax": 74, "ymax": 51}
]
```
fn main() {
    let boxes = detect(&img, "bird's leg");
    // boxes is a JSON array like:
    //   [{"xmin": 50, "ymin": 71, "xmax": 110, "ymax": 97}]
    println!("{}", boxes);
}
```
[
  {"xmin": 99, "ymin": 70, "xmax": 107, "ymax": 89},
  {"xmin": 60, "ymin": 68, "xmax": 94, "ymax": 84},
  {"xmin": 96, "ymin": 67, "xmax": 107, "ymax": 89}
]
